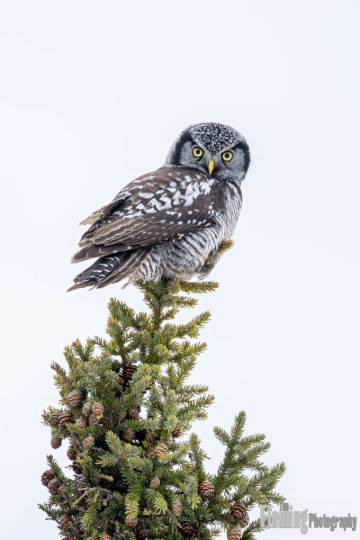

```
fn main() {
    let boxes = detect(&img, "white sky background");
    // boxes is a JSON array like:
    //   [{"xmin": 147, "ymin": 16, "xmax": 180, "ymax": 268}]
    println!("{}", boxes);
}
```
[{"xmin": 0, "ymin": 1, "xmax": 359, "ymax": 538}]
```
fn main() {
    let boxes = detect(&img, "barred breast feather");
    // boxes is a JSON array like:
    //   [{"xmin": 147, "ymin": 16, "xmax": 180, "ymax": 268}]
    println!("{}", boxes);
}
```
[{"xmin": 69, "ymin": 167, "xmax": 242, "ymax": 289}]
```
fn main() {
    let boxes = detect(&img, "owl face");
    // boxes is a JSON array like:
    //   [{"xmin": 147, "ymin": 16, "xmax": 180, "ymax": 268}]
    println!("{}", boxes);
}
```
[{"xmin": 165, "ymin": 122, "xmax": 250, "ymax": 183}]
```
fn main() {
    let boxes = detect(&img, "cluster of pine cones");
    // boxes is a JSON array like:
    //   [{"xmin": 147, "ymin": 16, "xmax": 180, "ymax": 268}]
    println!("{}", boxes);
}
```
[
  {"xmin": 227, "ymin": 501, "xmax": 250, "ymax": 539},
  {"xmin": 176, "ymin": 500, "xmax": 249, "ymax": 540},
  {"xmin": 42, "ymin": 367, "xmax": 250, "ymax": 539}
]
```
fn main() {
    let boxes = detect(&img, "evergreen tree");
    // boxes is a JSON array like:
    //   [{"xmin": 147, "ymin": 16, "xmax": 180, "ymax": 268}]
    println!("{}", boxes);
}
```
[{"xmin": 40, "ymin": 268, "xmax": 285, "ymax": 539}]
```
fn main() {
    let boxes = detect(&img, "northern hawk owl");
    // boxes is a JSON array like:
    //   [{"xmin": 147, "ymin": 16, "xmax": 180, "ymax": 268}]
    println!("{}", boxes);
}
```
[{"xmin": 69, "ymin": 123, "xmax": 250, "ymax": 290}]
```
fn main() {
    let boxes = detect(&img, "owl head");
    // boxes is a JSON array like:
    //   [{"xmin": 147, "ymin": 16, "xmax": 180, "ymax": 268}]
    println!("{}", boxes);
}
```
[{"xmin": 165, "ymin": 122, "xmax": 250, "ymax": 183}]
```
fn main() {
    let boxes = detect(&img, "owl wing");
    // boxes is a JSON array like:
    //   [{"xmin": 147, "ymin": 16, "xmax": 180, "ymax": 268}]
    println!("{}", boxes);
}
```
[{"xmin": 72, "ymin": 167, "xmax": 224, "ymax": 262}]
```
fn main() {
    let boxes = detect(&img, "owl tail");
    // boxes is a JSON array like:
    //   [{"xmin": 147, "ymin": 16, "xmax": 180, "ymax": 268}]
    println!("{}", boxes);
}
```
[{"xmin": 68, "ymin": 249, "xmax": 149, "ymax": 291}]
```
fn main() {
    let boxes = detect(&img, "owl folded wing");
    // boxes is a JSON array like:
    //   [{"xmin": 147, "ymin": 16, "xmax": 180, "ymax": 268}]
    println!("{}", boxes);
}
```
[{"xmin": 72, "ymin": 167, "xmax": 224, "ymax": 262}]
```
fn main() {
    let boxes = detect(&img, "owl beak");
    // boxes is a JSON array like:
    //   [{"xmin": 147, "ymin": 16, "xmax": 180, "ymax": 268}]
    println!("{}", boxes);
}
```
[{"xmin": 208, "ymin": 159, "xmax": 215, "ymax": 176}]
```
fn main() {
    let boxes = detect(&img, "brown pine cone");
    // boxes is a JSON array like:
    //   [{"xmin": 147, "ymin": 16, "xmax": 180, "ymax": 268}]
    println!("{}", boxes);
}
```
[
  {"xmin": 50, "ymin": 410, "xmax": 61, "ymax": 425},
  {"xmin": 59, "ymin": 410, "xmax": 73, "ymax": 427},
  {"xmin": 58, "ymin": 484, "xmax": 67, "ymax": 499},
  {"xmin": 59, "ymin": 514, "xmax": 72, "ymax": 530},
  {"xmin": 67, "ymin": 446, "xmax": 77, "ymax": 461},
  {"xmin": 125, "ymin": 516, "xmax": 138, "ymax": 530},
  {"xmin": 172, "ymin": 498, "xmax": 183, "ymax": 517},
  {"xmin": 240, "ymin": 513, "xmax": 250, "ymax": 528},
  {"xmin": 76, "ymin": 475, "xmax": 89, "ymax": 490},
  {"xmin": 41, "ymin": 469, "xmax": 55, "ymax": 486},
  {"xmin": 147, "ymin": 446, "xmax": 155, "ymax": 458},
  {"xmin": 88, "ymin": 413, "xmax": 99, "ymax": 427},
  {"xmin": 48, "ymin": 477, "xmax": 61, "ymax": 495},
  {"xmin": 92, "ymin": 401, "xmax": 104, "ymax": 419},
  {"xmin": 75, "ymin": 416, "xmax": 87, "ymax": 428},
  {"xmin": 231, "ymin": 501, "xmax": 247, "ymax": 521},
  {"xmin": 51, "ymin": 434, "xmax": 62, "ymax": 449},
  {"xmin": 99, "ymin": 534, "xmax": 111, "ymax": 540},
  {"xmin": 171, "ymin": 427, "xmax": 183, "ymax": 438},
  {"xmin": 83, "ymin": 435, "xmax": 95, "ymax": 450},
  {"xmin": 150, "ymin": 475, "xmax": 160, "ymax": 489},
  {"xmin": 70, "ymin": 434, "xmax": 79, "ymax": 446},
  {"xmin": 66, "ymin": 389, "xmax": 82, "ymax": 408},
  {"xmin": 179, "ymin": 521, "xmax": 196, "ymax": 537},
  {"xmin": 198, "ymin": 479, "xmax": 215, "ymax": 499},
  {"xmin": 227, "ymin": 525, "xmax": 243, "ymax": 540},
  {"xmin": 82, "ymin": 402, "xmax": 92, "ymax": 417},
  {"xmin": 127, "ymin": 405, "xmax": 140, "ymax": 419},
  {"xmin": 144, "ymin": 430, "xmax": 155, "ymax": 443},
  {"xmin": 154, "ymin": 442, "xmax": 168, "ymax": 459},
  {"xmin": 72, "ymin": 461, "xmax": 82, "ymax": 474},
  {"xmin": 123, "ymin": 427, "xmax": 134, "ymax": 442},
  {"xmin": 118, "ymin": 410, "xmax": 127, "ymax": 423},
  {"xmin": 125, "ymin": 364, "xmax": 138, "ymax": 380}
]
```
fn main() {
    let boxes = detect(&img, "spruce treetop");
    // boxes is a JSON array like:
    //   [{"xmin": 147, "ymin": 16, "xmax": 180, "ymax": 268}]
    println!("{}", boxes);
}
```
[{"xmin": 40, "ymin": 277, "xmax": 285, "ymax": 540}]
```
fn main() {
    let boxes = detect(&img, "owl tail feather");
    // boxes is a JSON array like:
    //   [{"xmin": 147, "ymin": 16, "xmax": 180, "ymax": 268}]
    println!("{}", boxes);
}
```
[{"xmin": 68, "ymin": 249, "xmax": 149, "ymax": 291}]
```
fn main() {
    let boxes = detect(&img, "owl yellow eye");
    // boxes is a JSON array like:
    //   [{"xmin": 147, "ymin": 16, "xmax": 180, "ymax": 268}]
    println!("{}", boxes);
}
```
[
  {"xmin": 222, "ymin": 151, "xmax": 233, "ymax": 162},
  {"xmin": 192, "ymin": 147, "xmax": 204, "ymax": 158}
]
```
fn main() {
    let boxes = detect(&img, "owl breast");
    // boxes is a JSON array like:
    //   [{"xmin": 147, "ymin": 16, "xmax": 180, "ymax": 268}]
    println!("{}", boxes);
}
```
[{"xmin": 132, "ymin": 180, "xmax": 242, "ymax": 281}]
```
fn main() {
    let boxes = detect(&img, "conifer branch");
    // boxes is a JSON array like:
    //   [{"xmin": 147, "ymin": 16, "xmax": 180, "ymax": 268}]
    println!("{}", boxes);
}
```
[{"xmin": 40, "ymin": 278, "xmax": 285, "ymax": 539}]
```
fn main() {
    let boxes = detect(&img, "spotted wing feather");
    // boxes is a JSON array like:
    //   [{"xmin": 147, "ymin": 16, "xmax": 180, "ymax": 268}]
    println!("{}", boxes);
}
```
[{"xmin": 72, "ymin": 167, "xmax": 224, "ymax": 262}]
